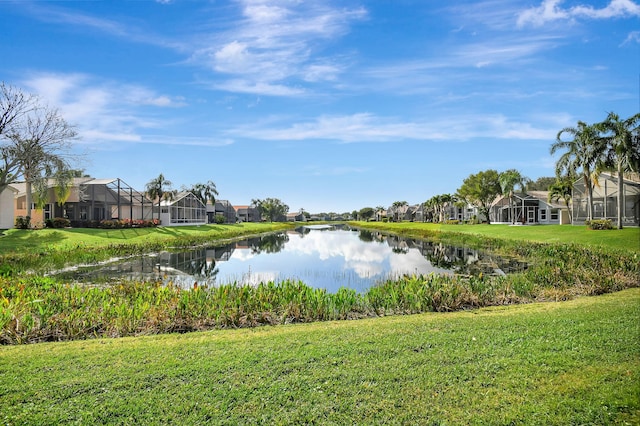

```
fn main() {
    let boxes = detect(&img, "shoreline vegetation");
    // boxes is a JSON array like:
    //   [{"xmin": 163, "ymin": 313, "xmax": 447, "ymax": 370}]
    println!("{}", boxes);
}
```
[
  {"xmin": 1, "ymin": 222, "xmax": 638, "ymax": 344},
  {"xmin": 1, "ymin": 222, "xmax": 638, "ymax": 424}
]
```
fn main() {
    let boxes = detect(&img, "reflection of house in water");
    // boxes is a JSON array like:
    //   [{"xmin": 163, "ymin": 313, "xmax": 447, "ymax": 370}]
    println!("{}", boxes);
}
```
[{"xmin": 371, "ymin": 230, "xmax": 527, "ymax": 276}]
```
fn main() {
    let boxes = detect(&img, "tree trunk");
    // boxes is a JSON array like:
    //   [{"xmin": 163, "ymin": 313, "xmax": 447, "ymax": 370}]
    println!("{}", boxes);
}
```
[
  {"xmin": 25, "ymin": 179, "xmax": 32, "ymax": 219},
  {"xmin": 583, "ymin": 173, "xmax": 593, "ymax": 221},
  {"xmin": 617, "ymin": 162, "xmax": 624, "ymax": 229}
]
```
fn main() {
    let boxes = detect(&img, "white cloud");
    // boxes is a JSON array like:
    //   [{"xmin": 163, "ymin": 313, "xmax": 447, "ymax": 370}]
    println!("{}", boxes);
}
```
[
  {"xmin": 20, "ymin": 72, "xmax": 190, "ymax": 146},
  {"xmin": 518, "ymin": 0, "xmax": 640, "ymax": 27},
  {"xmin": 214, "ymin": 79, "xmax": 305, "ymax": 97},
  {"xmin": 230, "ymin": 112, "xmax": 556, "ymax": 143},
  {"xmin": 190, "ymin": 0, "xmax": 367, "ymax": 95},
  {"xmin": 622, "ymin": 30, "xmax": 640, "ymax": 44}
]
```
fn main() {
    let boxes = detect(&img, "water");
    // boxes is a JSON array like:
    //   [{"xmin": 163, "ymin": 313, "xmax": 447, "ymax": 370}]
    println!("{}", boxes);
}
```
[{"xmin": 55, "ymin": 225, "xmax": 527, "ymax": 292}]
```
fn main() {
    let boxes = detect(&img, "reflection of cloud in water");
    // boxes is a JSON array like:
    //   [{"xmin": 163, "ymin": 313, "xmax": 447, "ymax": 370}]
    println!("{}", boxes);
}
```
[
  {"xmin": 285, "ymin": 232, "xmax": 389, "ymax": 278},
  {"xmin": 388, "ymin": 249, "xmax": 453, "ymax": 277},
  {"xmin": 229, "ymin": 249, "xmax": 256, "ymax": 262},
  {"xmin": 349, "ymin": 260, "xmax": 384, "ymax": 278}
]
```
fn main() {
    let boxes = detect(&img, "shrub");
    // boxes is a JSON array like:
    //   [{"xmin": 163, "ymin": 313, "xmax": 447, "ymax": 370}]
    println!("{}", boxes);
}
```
[
  {"xmin": 445, "ymin": 219, "xmax": 460, "ymax": 225},
  {"xmin": 15, "ymin": 216, "xmax": 30, "ymax": 229},
  {"xmin": 51, "ymin": 217, "xmax": 70, "ymax": 228},
  {"xmin": 586, "ymin": 219, "xmax": 613, "ymax": 230},
  {"xmin": 214, "ymin": 214, "xmax": 226, "ymax": 224}
]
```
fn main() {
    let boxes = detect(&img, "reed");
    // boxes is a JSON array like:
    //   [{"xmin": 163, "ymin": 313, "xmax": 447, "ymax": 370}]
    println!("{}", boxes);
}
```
[
  {"xmin": 2, "ymin": 236, "xmax": 638, "ymax": 344},
  {"xmin": 1, "ymin": 223, "xmax": 638, "ymax": 344}
]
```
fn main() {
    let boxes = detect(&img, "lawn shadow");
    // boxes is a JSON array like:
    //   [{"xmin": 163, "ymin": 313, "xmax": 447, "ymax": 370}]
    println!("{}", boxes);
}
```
[{"xmin": 0, "ymin": 229, "xmax": 68, "ymax": 254}]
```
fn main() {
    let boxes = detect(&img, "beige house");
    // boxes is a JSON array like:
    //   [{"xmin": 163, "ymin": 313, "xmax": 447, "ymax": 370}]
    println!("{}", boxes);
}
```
[{"xmin": 12, "ymin": 177, "xmax": 154, "ymax": 227}]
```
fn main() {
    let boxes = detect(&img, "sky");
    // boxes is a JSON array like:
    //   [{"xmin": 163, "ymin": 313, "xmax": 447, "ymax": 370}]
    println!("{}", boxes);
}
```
[{"xmin": 1, "ymin": 0, "xmax": 638, "ymax": 214}]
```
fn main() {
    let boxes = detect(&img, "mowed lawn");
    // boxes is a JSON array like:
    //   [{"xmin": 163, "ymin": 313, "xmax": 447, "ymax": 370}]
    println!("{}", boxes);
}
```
[
  {"xmin": 1, "ymin": 289, "xmax": 638, "ymax": 425},
  {"xmin": 0, "ymin": 222, "xmax": 292, "ymax": 254},
  {"xmin": 354, "ymin": 221, "xmax": 640, "ymax": 252}
]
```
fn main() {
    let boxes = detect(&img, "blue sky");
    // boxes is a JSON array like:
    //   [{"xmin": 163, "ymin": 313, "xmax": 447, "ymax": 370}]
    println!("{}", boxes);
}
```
[{"xmin": 1, "ymin": 0, "xmax": 638, "ymax": 213}]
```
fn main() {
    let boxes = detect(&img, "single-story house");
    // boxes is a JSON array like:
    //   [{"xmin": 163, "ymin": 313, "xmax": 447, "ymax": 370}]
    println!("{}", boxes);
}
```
[
  {"xmin": 489, "ymin": 191, "xmax": 570, "ymax": 225},
  {"xmin": 157, "ymin": 191, "xmax": 207, "ymax": 226},
  {"xmin": 286, "ymin": 212, "xmax": 306, "ymax": 222},
  {"xmin": 13, "ymin": 177, "xmax": 154, "ymax": 227}
]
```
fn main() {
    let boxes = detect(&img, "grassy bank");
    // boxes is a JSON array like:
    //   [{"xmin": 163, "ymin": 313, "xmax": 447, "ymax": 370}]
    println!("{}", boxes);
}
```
[
  {"xmin": 2, "ymin": 288, "xmax": 638, "ymax": 425},
  {"xmin": 350, "ymin": 221, "xmax": 640, "ymax": 252},
  {"xmin": 0, "ymin": 222, "xmax": 293, "ymax": 275},
  {"xmin": 1, "ymin": 222, "xmax": 638, "ymax": 343}
]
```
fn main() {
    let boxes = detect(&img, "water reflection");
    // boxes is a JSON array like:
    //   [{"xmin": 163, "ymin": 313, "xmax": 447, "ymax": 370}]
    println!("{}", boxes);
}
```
[{"xmin": 56, "ymin": 225, "xmax": 527, "ymax": 292}]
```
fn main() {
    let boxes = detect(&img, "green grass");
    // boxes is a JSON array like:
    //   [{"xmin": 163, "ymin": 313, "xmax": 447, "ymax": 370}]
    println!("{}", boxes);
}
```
[
  {"xmin": 0, "ymin": 222, "xmax": 293, "ymax": 254},
  {"xmin": 352, "ymin": 222, "xmax": 640, "ymax": 252},
  {"xmin": 1, "ymin": 288, "xmax": 638, "ymax": 425}
]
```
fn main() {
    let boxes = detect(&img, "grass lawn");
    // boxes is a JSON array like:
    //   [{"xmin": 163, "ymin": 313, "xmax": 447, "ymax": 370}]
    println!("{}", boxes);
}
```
[
  {"xmin": 0, "ymin": 222, "xmax": 292, "ymax": 255},
  {"xmin": 353, "ymin": 221, "xmax": 640, "ymax": 252},
  {"xmin": 2, "ymin": 288, "xmax": 638, "ymax": 424}
]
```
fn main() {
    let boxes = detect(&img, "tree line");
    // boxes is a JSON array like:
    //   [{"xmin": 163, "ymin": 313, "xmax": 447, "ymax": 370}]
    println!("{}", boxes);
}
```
[{"xmin": 359, "ymin": 112, "xmax": 639, "ymax": 229}]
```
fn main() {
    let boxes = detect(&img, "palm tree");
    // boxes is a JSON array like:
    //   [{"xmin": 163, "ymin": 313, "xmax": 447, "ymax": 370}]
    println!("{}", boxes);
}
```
[
  {"xmin": 391, "ymin": 201, "xmax": 408, "ymax": 222},
  {"xmin": 499, "ymin": 169, "xmax": 531, "ymax": 223},
  {"xmin": 548, "ymin": 177, "xmax": 573, "ymax": 223},
  {"xmin": 551, "ymin": 121, "xmax": 605, "ymax": 222},
  {"xmin": 439, "ymin": 193, "xmax": 453, "ymax": 222},
  {"xmin": 189, "ymin": 180, "xmax": 218, "ymax": 206},
  {"xmin": 145, "ymin": 173, "xmax": 175, "ymax": 221},
  {"xmin": 597, "ymin": 112, "xmax": 640, "ymax": 229}
]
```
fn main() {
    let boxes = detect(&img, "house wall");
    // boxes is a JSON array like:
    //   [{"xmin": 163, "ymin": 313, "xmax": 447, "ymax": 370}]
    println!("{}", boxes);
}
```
[{"xmin": 0, "ymin": 188, "xmax": 17, "ymax": 229}]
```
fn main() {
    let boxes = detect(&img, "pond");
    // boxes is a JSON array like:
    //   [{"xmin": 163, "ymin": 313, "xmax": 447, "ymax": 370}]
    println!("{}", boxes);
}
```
[{"xmin": 55, "ymin": 225, "xmax": 527, "ymax": 293}]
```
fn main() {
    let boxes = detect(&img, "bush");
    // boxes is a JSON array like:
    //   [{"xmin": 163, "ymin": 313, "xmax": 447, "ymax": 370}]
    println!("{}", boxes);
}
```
[
  {"xmin": 445, "ymin": 219, "xmax": 460, "ymax": 225},
  {"xmin": 586, "ymin": 219, "xmax": 613, "ymax": 230},
  {"xmin": 98, "ymin": 218, "xmax": 159, "ymax": 229},
  {"xmin": 214, "ymin": 214, "xmax": 226, "ymax": 224},
  {"xmin": 45, "ymin": 217, "xmax": 70, "ymax": 228},
  {"xmin": 15, "ymin": 216, "xmax": 30, "ymax": 229}
]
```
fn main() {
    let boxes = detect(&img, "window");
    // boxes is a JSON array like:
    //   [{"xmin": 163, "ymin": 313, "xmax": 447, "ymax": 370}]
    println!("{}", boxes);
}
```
[
  {"xmin": 540, "ymin": 209, "xmax": 547, "ymax": 221},
  {"xmin": 80, "ymin": 206, "xmax": 87, "ymax": 220},
  {"xmin": 551, "ymin": 209, "xmax": 559, "ymax": 220}
]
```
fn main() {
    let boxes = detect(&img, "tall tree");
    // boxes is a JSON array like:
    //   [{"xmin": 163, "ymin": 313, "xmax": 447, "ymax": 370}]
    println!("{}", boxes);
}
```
[
  {"xmin": 8, "ymin": 107, "xmax": 77, "ymax": 219},
  {"xmin": 359, "ymin": 207, "xmax": 374, "ymax": 221},
  {"xmin": 0, "ymin": 82, "xmax": 38, "ymax": 196},
  {"xmin": 597, "ymin": 112, "xmax": 640, "ymax": 229},
  {"xmin": 499, "ymin": 169, "xmax": 531, "ymax": 223},
  {"xmin": 551, "ymin": 121, "xmax": 604, "ymax": 221},
  {"xmin": 548, "ymin": 177, "xmax": 573, "ymax": 223},
  {"xmin": 391, "ymin": 201, "xmax": 408, "ymax": 222},
  {"xmin": 188, "ymin": 180, "xmax": 218, "ymax": 206},
  {"xmin": 252, "ymin": 198, "xmax": 289, "ymax": 222},
  {"xmin": 527, "ymin": 176, "xmax": 556, "ymax": 191},
  {"xmin": 456, "ymin": 169, "xmax": 502, "ymax": 224},
  {"xmin": 145, "ymin": 173, "xmax": 175, "ymax": 221}
]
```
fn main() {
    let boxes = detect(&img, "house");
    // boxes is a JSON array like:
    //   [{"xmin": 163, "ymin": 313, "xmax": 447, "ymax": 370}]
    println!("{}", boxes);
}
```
[
  {"xmin": 157, "ymin": 191, "xmax": 207, "ymax": 226},
  {"xmin": 489, "ymin": 191, "xmax": 570, "ymax": 225},
  {"xmin": 286, "ymin": 212, "xmax": 306, "ymax": 222},
  {"xmin": 207, "ymin": 200, "xmax": 236, "ymax": 224},
  {"xmin": 572, "ymin": 172, "xmax": 640, "ymax": 226},
  {"xmin": 13, "ymin": 177, "xmax": 154, "ymax": 227},
  {"xmin": 0, "ymin": 185, "xmax": 18, "ymax": 229},
  {"xmin": 234, "ymin": 205, "xmax": 262, "ymax": 222}
]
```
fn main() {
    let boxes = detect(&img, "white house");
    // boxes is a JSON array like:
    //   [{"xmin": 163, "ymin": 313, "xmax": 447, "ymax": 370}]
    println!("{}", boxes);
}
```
[
  {"xmin": 157, "ymin": 191, "xmax": 207, "ymax": 226},
  {"xmin": 0, "ymin": 185, "xmax": 18, "ymax": 229}
]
